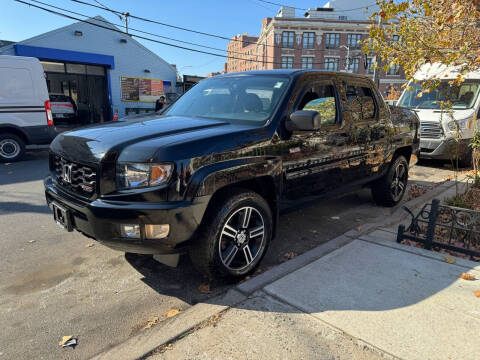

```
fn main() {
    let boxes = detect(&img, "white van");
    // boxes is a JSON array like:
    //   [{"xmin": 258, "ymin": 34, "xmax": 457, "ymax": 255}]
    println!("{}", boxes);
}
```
[
  {"xmin": 0, "ymin": 55, "xmax": 56, "ymax": 162},
  {"xmin": 397, "ymin": 63, "xmax": 480, "ymax": 166}
]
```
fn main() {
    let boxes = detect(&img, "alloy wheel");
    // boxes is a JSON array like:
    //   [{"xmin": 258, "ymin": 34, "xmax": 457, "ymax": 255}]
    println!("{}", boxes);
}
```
[
  {"xmin": 218, "ymin": 206, "xmax": 265, "ymax": 272},
  {"xmin": 391, "ymin": 162, "xmax": 407, "ymax": 202}
]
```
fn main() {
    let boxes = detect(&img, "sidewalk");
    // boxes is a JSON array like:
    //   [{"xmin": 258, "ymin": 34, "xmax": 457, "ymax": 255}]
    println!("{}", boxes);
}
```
[
  {"xmin": 93, "ymin": 176, "xmax": 479, "ymax": 360},
  {"xmin": 142, "ymin": 234, "xmax": 480, "ymax": 360}
]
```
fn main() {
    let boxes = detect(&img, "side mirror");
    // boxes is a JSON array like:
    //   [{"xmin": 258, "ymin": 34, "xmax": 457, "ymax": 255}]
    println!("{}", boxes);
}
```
[{"xmin": 286, "ymin": 110, "xmax": 322, "ymax": 131}]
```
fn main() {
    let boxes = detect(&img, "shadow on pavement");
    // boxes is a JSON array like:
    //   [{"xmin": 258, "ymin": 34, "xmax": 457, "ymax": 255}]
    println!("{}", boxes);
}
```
[
  {"xmin": 0, "ymin": 201, "xmax": 51, "ymax": 215},
  {"xmin": 0, "ymin": 150, "xmax": 49, "ymax": 186}
]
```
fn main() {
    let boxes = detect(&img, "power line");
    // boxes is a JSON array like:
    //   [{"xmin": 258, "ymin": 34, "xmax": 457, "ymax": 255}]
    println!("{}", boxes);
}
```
[
  {"xmin": 256, "ymin": 0, "xmax": 307, "ymax": 11},
  {"xmin": 336, "ymin": 2, "xmax": 379, "ymax": 12},
  {"xmin": 70, "ymin": 0, "xmax": 378, "ymax": 57},
  {"xmin": 254, "ymin": 0, "xmax": 378, "ymax": 12},
  {"xmin": 68, "ymin": 0, "xmax": 337, "ymax": 54},
  {"xmin": 15, "ymin": 0, "xmax": 336, "ymax": 67},
  {"xmin": 28, "ymin": 0, "xmax": 277, "ymax": 60}
]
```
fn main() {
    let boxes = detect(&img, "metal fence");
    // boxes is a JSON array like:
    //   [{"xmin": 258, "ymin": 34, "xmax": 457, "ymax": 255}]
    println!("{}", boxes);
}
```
[{"xmin": 397, "ymin": 199, "xmax": 480, "ymax": 258}]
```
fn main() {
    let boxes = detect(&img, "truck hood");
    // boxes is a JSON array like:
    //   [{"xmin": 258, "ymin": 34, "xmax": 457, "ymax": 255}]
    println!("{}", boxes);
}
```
[
  {"xmin": 50, "ymin": 114, "xmax": 267, "ymax": 163},
  {"xmin": 412, "ymin": 108, "xmax": 475, "ymax": 124}
]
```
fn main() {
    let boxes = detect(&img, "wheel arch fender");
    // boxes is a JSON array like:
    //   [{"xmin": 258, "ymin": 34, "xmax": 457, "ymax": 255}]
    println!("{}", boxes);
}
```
[
  {"xmin": 0, "ymin": 124, "xmax": 30, "ymax": 144},
  {"xmin": 186, "ymin": 157, "xmax": 283, "ymax": 236}
]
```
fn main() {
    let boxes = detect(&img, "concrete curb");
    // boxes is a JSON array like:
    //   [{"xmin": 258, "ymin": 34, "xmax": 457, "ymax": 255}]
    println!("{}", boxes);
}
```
[
  {"xmin": 90, "ymin": 289, "xmax": 247, "ymax": 360},
  {"xmin": 92, "ymin": 174, "xmax": 469, "ymax": 360}
]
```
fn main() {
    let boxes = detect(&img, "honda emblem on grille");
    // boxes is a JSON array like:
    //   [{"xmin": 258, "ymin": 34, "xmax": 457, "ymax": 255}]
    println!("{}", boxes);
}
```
[{"xmin": 62, "ymin": 164, "xmax": 73, "ymax": 183}]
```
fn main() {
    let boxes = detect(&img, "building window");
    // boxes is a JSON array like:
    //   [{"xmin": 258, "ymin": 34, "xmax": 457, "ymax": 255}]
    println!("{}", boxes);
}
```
[
  {"xmin": 392, "ymin": 35, "xmax": 400, "ymax": 44},
  {"xmin": 41, "ymin": 61, "xmax": 65, "ymax": 73},
  {"xmin": 282, "ymin": 31, "xmax": 295, "ymax": 48},
  {"xmin": 366, "ymin": 57, "xmax": 375, "ymax": 74},
  {"xmin": 347, "ymin": 34, "xmax": 362, "ymax": 49},
  {"xmin": 301, "ymin": 57, "xmax": 313, "ymax": 69},
  {"xmin": 303, "ymin": 32, "xmax": 315, "ymax": 49},
  {"xmin": 325, "ymin": 33, "xmax": 340, "ymax": 49},
  {"xmin": 282, "ymin": 56, "xmax": 294, "ymax": 69},
  {"xmin": 338, "ymin": 15, "xmax": 348, "ymax": 20},
  {"xmin": 387, "ymin": 63, "xmax": 400, "ymax": 75},
  {"xmin": 347, "ymin": 57, "xmax": 360, "ymax": 73},
  {"xmin": 324, "ymin": 57, "xmax": 339, "ymax": 71}
]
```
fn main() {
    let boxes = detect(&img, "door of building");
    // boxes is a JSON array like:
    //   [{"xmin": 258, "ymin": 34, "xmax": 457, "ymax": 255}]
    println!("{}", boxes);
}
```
[{"xmin": 44, "ymin": 62, "xmax": 110, "ymax": 125}]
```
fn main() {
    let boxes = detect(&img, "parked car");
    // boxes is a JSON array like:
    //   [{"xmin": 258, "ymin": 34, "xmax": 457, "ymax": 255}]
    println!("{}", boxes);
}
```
[
  {"xmin": 44, "ymin": 70, "xmax": 419, "ymax": 280},
  {"xmin": 0, "ymin": 55, "xmax": 57, "ymax": 162},
  {"xmin": 397, "ymin": 63, "xmax": 480, "ymax": 166},
  {"xmin": 49, "ymin": 94, "xmax": 78, "ymax": 124}
]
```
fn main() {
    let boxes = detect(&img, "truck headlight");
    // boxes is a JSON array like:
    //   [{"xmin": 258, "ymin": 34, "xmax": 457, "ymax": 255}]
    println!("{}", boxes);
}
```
[
  {"xmin": 446, "ymin": 117, "xmax": 472, "ymax": 132},
  {"xmin": 117, "ymin": 163, "xmax": 173, "ymax": 189}
]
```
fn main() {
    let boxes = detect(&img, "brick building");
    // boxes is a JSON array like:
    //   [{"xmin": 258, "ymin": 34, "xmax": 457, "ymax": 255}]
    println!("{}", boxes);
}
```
[{"xmin": 224, "ymin": 1, "xmax": 405, "ymax": 96}]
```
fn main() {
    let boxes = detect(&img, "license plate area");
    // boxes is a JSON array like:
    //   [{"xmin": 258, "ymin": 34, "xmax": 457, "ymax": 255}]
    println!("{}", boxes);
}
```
[{"xmin": 52, "ymin": 202, "xmax": 73, "ymax": 232}]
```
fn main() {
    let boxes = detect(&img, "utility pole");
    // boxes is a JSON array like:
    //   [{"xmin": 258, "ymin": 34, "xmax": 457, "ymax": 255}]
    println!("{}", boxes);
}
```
[{"xmin": 124, "ymin": 12, "xmax": 130, "ymax": 34}]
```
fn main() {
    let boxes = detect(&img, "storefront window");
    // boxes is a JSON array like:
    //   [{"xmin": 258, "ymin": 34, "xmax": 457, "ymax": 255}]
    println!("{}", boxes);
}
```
[
  {"xmin": 41, "ymin": 61, "xmax": 65, "ymax": 73},
  {"xmin": 86, "ymin": 65, "xmax": 105, "ymax": 76},
  {"xmin": 66, "ymin": 63, "xmax": 86, "ymax": 74}
]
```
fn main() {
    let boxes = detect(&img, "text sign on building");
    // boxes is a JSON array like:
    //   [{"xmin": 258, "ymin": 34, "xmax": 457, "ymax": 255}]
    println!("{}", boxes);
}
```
[{"xmin": 121, "ymin": 76, "xmax": 172, "ymax": 102}]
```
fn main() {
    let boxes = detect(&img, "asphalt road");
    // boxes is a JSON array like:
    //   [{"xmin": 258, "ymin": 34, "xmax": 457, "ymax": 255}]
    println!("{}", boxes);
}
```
[{"xmin": 0, "ymin": 150, "xmax": 459, "ymax": 360}]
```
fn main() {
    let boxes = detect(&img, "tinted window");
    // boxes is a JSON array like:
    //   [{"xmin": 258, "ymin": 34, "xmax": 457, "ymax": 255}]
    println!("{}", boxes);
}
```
[
  {"xmin": 297, "ymin": 84, "xmax": 337, "ymax": 125},
  {"xmin": 0, "ymin": 67, "xmax": 34, "ymax": 101},
  {"xmin": 165, "ymin": 76, "xmax": 290, "ymax": 123},
  {"xmin": 345, "ymin": 84, "xmax": 376, "ymax": 121}
]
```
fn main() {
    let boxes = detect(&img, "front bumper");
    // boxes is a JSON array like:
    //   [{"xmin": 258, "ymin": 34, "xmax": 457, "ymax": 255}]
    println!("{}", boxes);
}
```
[
  {"xmin": 420, "ymin": 137, "xmax": 471, "ymax": 161},
  {"xmin": 44, "ymin": 176, "xmax": 210, "ymax": 254}
]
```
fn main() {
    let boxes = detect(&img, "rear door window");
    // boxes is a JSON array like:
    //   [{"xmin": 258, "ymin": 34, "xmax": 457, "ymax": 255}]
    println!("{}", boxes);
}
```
[
  {"xmin": 0, "ymin": 67, "xmax": 35, "ymax": 101},
  {"xmin": 344, "ymin": 83, "xmax": 377, "ymax": 121}
]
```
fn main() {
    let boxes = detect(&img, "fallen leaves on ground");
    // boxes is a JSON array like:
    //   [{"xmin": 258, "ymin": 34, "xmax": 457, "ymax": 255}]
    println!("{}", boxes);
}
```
[
  {"xmin": 474, "ymin": 290, "xmax": 480, "ymax": 298},
  {"xmin": 284, "ymin": 252, "xmax": 297, "ymax": 260},
  {"xmin": 444, "ymin": 256, "xmax": 456, "ymax": 264},
  {"xmin": 406, "ymin": 184, "xmax": 428, "ymax": 201},
  {"xmin": 151, "ymin": 343, "xmax": 174, "ymax": 355},
  {"xmin": 59, "ymin": 336, "xmax": 73, "ymax": 346},
  {"xmin": 163, "ymin": 308, "xmax": 180, "ymax": 318},
  {"xmin": 198, "ymin": 283, "xmax": 211, "ymax": 294},
  {"xmin": 86, "ymin": 243, "xmax": 95, "ymax": 248},
  {"xmin": 194, "ymin": 312, "xmax": 222, "ymax": 331},
  {"xmin": 459, "ymin": 273, "xmax": 476, "ymax": 281},
  {"xmin": 143, "ymin": 316, "xmax": 160, "ymax": 329}
]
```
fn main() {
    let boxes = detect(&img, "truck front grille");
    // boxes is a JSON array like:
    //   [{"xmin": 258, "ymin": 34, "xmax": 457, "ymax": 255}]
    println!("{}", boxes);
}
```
[
  {"xmin": 53, "ymin": 155, "xmax": 97, "ymax": 198},
  {"xmin": 420, "ymin": 121, "xmax": 443, "ymax": 139}
]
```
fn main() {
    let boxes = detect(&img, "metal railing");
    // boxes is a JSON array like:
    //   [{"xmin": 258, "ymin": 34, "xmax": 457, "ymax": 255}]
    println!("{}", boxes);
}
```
[{"xmin": 397, "ymin": 199, "xmax": 480, "ymax": 258}]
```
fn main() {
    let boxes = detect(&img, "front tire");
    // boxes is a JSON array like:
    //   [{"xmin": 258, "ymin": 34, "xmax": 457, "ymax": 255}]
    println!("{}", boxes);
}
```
[
  {"xmin": 190, "ymin": 189, "xmax": 272, "ymax": 281},
  {"xmin": 0, "ymin": 133, "xmax": 25, "ymax": 162},
  {"xmin": 371, "ymin": 155, "xmax": 409, "ymax": 207}
]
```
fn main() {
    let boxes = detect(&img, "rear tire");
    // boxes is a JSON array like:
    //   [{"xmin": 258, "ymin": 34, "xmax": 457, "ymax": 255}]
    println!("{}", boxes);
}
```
[
  {"xmin": 0, "ymin": 133, "xmax": 25, "ymax": 162},
  {"xmin": 189, "ymin": 189, "xmax": 272, "ymax": 281},
  {"xmin": 371, "ymin": 155, "xmax": 409, "ymax": 207}
]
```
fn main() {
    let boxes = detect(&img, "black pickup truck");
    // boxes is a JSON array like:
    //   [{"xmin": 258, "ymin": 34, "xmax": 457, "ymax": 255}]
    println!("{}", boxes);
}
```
[{"xmin": 45, "ymin": 70, "xmax": 419, "ymax": 280}]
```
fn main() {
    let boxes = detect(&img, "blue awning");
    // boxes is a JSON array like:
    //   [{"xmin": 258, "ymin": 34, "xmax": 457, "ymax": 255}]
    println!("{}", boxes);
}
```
[{"xmin": 15, "ymin": 44, "xmax": 115, "ymax": 69}]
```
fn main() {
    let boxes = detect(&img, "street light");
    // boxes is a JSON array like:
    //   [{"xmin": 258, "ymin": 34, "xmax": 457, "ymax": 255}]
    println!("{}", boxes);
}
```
[{"xmin": 340, "ymin": 45, "xmax": 351, "ymax": 72}]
